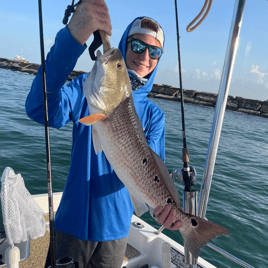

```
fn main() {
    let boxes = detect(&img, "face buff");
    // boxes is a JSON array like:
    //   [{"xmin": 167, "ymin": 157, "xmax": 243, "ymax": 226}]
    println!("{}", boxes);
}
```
[{"xmin": 127, "ymin": 69, "xmax": 148, "ymax": 91}]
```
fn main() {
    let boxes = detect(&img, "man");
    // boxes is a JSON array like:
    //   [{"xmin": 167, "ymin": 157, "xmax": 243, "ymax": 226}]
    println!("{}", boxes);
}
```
[{"xmin": 25, "ymin": 0, "xmax": 180, "ymax": 267}]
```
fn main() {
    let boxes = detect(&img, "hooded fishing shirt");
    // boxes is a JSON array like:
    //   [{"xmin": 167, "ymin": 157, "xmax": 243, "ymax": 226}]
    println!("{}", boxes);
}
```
[{"xmin": 25, "ymin": 18, "xmax": 165, "ymax": 242}]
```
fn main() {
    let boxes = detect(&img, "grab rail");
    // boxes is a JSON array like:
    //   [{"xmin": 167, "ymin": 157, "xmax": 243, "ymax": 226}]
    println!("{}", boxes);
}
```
[
  {"xmin": 198, "ymin": 0, "xmax": 246, "ymax": 219},
  {"xmin": 196, "ymin": 0, "xmax": 253, "ymax": 267},
  {"xmin": 207, "ymin": 243, "xmax": 255, "ymax": 268}
]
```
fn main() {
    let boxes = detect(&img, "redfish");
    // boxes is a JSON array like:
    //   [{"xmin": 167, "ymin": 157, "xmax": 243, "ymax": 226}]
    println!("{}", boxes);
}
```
[{"xmin": 79, "ymin": 47, "xmax": 231, "ymax": 258}]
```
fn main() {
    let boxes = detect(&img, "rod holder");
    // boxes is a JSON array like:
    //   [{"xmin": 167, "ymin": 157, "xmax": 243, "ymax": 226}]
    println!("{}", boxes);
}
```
[
  {"xmin": 5, "ymin": 246, "xmax": 20, "ymax": 268},
  {"xmin": 183, "ymin": 190, "xmax": 198, "ymax": 267},
  {"xmin": 48, "ymin": 257, "xmax": 75, "ymax": 268}
]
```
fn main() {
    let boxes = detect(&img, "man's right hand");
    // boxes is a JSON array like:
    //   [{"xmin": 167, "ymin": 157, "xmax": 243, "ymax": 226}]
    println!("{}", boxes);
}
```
[{"xmin": 68, "ymin": 0, "xmax": 112, "ymax": 45}]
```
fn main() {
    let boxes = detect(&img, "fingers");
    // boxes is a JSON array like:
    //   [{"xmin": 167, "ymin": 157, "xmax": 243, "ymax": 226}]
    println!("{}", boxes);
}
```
[
  {"xmin": 154, "ymin": 204, "xmax": 182, "ymax": 230},
  {"xmin": 92, "ymin": 6, "xmax": 112, "ymax": 36},
  {"xmin": 82, "ymin": 0, "xmax": 112, "ymax": 34},
  {"xmin": 83, "ymin": 0, "xmax": 112, "ymax": 35},
  {"xmin": 169, "ymin": 220, "xmax": 182, "ymax": 231},
  {"xmin": 84, "ymin": 0, "xmax": 111, "ymax": 31},
  {"xmin": 153, "ymin": 206, "xmax": 164, "ymax": 216},
  {"xmin": 157, "ymin": 205, "xmax": 172, "ymax": 225},
  {"xmin": 68, "ymin": 0, "xmax": 112, "ymax": 45}
]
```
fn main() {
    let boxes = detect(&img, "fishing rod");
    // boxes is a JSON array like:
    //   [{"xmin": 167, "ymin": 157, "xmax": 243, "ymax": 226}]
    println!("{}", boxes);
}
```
[
  {"xmin": 174, "ymin": 1, "xmax": 199, "ymax": 266},
  {"xmin": 174, "ymin": 0, "xmax": 192, "ymax": 192},
  {"xmin": 156, "ymin": 0, "xmax": 198, "ymax": 240},
  {"xmin": 37, "ymin": 0, "xmax": 56, "ymax": 267}
]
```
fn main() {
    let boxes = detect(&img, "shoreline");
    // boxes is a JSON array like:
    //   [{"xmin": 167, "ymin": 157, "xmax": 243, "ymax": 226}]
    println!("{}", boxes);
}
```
[{"xmin": 1, "ymin": 57, "xmax": 267, "ymax": 118}]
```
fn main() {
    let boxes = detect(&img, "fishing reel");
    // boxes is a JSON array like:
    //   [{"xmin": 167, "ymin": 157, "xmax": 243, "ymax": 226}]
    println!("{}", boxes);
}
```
[{"xmin": 171, "ymin": 166, "xmax": 197, "ymax": 186}]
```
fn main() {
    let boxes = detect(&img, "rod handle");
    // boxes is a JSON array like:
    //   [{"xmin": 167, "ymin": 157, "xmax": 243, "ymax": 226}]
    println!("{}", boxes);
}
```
[{"xmin": 99, "ymin": 30, "xmax": 111, "ymax": 53}]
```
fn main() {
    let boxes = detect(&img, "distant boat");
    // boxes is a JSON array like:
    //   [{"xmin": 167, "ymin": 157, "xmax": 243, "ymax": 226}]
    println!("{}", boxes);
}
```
[{"xmin": 14, "ymin": 55, "xmax": 28, "ymax": 63}]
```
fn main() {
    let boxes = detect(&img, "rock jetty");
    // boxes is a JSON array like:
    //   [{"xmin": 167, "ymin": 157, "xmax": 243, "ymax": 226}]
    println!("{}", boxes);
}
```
[
  {"xmin": 1, "ymin": 57, "xmax": 267, "ymax": 118},
  {"xmin": 0, "ymin": 57, "xmax": 85, "ymax": 81},
  {"xmin": 148, "ymin": 84, "xmax": 268, "ymax": 118}
]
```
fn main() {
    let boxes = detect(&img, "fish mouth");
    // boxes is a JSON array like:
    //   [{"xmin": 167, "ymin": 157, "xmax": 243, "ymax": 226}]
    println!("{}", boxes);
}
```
[{"xmin": 98, "ymin": 48, "xmax": 123, "ymax": 64}]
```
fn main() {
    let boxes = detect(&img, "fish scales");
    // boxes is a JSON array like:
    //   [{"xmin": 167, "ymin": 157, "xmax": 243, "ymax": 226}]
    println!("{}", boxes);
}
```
[
  {"xmin": 96, "ymin": 96, "xmax": 180, "ymax": 212},
  {"xmin": 80, "ymin": 47, "xmax": 231, "ymax": 259}
]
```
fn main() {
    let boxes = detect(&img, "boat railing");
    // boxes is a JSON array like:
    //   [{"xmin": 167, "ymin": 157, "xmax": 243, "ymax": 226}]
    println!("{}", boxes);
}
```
[
  {"xmin": 207, "ymin": 242, "xmax": 255, "ymax": 268},
  {"xmin": 196, "ymin": 1, "xmax": 254, "ymax": 268},
  {"xmin": 180, "ymin": 1, "xmax": 254, "ymax": 267}
]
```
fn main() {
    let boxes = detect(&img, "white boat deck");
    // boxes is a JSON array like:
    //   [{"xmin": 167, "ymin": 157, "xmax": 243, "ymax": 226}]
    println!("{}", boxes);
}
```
[{"xmin": 0, "ymin": 193, "xmax": 216, "ymax": 268}]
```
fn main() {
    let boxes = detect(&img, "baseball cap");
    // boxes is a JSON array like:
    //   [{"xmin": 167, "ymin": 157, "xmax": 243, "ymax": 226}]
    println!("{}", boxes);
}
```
[{"xmin": 128, "ymin": 17, "xmax": 164, "ymax": 48}]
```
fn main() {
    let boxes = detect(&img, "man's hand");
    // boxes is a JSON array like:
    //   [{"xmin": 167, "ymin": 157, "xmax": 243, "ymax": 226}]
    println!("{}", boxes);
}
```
[
  {"xmin": 153, "ymin": 204, "xmax": 181, "ymax": 231},
  {"xmin": 68, "ymin": 0, "xmax": 112, "ymax": 45}
]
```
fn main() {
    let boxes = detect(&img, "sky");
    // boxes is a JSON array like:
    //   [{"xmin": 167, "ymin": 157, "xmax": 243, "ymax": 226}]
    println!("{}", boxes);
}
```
[{"xmin": 0, "ymin": 0, "xmax": 267, "ymax": 101}]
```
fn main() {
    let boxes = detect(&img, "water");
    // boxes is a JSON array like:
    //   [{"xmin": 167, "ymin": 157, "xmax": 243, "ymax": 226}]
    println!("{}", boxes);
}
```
[{"xmin": 0, "ymin": 68, "xmax": 267, "ymax": 268}]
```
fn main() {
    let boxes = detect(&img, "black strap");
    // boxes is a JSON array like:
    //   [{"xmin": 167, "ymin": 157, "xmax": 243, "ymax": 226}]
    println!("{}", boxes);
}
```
[
  {"xmin": 88, "ymin": 31, "xmax": 103, "ymax": 61},
  {"xmin": 62, "ymin": 0, "xmax": 82, "ymax": 25}
]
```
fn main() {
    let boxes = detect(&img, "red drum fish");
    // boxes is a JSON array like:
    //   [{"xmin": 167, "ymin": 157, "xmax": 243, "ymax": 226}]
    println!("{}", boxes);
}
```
[{"xmin": 79, "ymin": 47, "xmax": 231, "ymax": 258}]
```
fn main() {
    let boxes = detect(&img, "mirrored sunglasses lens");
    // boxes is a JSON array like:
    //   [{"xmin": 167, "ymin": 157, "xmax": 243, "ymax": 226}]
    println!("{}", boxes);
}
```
[
  {"xmin": 149, "ymin": 47, "xmax": 161, "ymax": 59},
  {"xmin": 132, "ymin": 40, "xmax": 146, "ymax": 53},
  {"xmin": 131, "ymin": 39, "xmax": 162, "ymax": 59}
]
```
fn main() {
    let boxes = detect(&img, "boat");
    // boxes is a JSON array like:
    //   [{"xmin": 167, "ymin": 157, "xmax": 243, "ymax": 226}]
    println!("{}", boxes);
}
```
[
  {"xmin": 0, "ymin": 191, "xmax": 217, "ymax": 268},
  {"xmin": 14, "ymin": 56, "xmax": 28, "ymax": 63},
  {"xmin": 0, "ymin": 187, "xmax": 254, "ymax": 267}
]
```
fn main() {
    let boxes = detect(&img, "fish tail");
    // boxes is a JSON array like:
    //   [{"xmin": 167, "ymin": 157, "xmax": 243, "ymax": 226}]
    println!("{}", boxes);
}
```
[{"xmin": 180, "ymin": 214, "xmax": 231, "ymax": 258}]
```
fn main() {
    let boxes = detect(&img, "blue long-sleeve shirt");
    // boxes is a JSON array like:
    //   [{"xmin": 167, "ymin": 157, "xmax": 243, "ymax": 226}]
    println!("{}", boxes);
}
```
[{"xmin": 25, "ymin": 22, "xmax": 165, "ymax": 241}]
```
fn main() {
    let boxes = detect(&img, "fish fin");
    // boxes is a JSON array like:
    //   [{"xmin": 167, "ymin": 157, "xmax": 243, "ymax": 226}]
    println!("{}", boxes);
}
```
[
  {"xmin": 130, "ymin": 195, "xmax": 149, "ymax": 217},
  {"xmin": 92, "ymin": 127, "xmax": 103, "ymax": 154},
  {"xmin": 180, "ymin": 214, "xmax": 231, "ymax": 258},
  {"xmin": 149, "ymin": 148, "xmax": 181, "ymax": 207},
  {"xmin": 79, "ymin": 114, "xmax": 105, "ymax": 126}
]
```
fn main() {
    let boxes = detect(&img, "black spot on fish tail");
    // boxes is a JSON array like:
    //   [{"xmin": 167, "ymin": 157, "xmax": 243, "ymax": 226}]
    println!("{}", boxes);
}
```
[
  {"xmin": 191, "ymin": 218, "xmax": 198, "ymax": 226},
  {"xmin": 180, "ymin": 214, "xmax": 231, "ymax": 259}
]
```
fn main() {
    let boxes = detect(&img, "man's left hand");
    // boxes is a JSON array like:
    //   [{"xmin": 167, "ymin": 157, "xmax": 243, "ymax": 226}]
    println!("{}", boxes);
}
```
[{"xmin": 153, "ymin": 204, "xmax": 181, "ymax": 231}]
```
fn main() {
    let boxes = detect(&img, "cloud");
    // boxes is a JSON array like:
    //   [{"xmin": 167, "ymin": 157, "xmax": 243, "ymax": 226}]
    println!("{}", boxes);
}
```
[
  {"xmin": 44, "ymin": 39, "xmax": 53, "ymax": 46},
  {"xmin": 257, "ymin": 72, "xmax": 265, "ymax": 84},
  {"xmin": 174, "ymin": 65, "xmax": 185, "ymax": 73},
  {"xmin": 196, "ymin": 69, "xmax": 200, "ymax": 79},
  {"xmin": 154, "ymin": 64, "xmax": 268, "ymax": 100},
  {"xmin": 202, "ymin": 71, "xmax": 208, "ymax": 77},
  {"xmin": 213, "ymin": 69, "xmax": 221, "ymax": 80},
  {"xmin": 250, "ymin": 65, "xmax": 267, "ymax": 85},
  {"xmin": 212, "ymin": 61, "xmax": 217, "ymax": 67},
  {"xmin": 245, "ymin": 41, "xmax": 252, "ymax": 57},
  {"xmin": 246, "ymin": 42, "xmax": 251, "ymax": 52},
  {"xmin": 250, "ymin": 65, "xmax": 259, "ymax": 74}
]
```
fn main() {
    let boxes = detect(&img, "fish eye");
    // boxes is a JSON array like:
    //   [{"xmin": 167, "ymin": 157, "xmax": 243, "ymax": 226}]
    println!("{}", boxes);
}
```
[{"xmin": 117, "ymin": 63, "xmax": 122, "ymax": 69}]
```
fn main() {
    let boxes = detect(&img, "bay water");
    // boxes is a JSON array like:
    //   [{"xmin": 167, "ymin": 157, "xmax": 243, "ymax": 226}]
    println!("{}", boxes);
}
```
[{"xmin": 0, "ymin": 68, "xmax": 267, "ymax": 268}]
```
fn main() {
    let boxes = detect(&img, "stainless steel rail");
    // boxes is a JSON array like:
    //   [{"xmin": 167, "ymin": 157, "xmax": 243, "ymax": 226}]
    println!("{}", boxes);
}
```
[
  {"xmin": 196, "ymin": 0, "xmax": 254, "ymax": 267},
  {"xmin": 183, "ymin": 190, "xmax": 198, "ymax": 267},
  {"xmin": 207, "ymin": 243, "xmax": 255, "ymax": 268},
  {"xmin": 198, "ymin": 0, "xmax": 246, "ymax": 218}
]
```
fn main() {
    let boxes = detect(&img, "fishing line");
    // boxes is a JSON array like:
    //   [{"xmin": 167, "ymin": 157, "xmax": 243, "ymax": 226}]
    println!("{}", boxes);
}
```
[
  {"xmin": 37, "ymin": 0, "xmax": 56, "ymax": 267},
  {"xmin": 174, "ymin": 0, "xmax": 191, "ymax": 191}
]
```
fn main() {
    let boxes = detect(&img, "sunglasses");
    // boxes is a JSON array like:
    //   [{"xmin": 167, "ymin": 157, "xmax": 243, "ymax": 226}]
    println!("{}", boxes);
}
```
[{"xmin": 127, "ymin": 38, "xmax": 163, "ymax": 60}]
